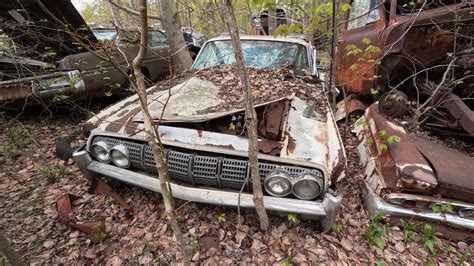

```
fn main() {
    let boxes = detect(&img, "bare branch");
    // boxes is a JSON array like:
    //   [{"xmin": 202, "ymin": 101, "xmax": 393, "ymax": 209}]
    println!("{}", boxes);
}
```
[{"xmin": 108, "ymin": 0, "xmax": 163, "ymax": 21}]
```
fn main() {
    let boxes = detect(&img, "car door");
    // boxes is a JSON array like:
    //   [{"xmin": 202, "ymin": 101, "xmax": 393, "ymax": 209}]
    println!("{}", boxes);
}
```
[
  {"xmin": 336, "ymin": 0, "xmax": 386, "ymax": 95},
  {"xmin": 142, "ymin": 30, "xmax": 171, "ymax": 80}
]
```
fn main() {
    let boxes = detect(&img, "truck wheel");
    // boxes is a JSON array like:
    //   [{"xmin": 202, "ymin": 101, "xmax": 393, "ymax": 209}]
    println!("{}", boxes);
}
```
[{"xmin": 379, "ymin": 89, "xmax": 409, "ymax": 118}]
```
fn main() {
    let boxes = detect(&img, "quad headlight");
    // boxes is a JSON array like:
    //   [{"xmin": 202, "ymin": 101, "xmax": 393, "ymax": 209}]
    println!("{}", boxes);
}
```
[
  {"xmin": 264, "ymin": 170, "xmax": 292, "ymax": 197},
  {"xmin": 91, "ymin": 141, "xmax": 111, "ymax": 163},
  {"xmin": 292, "ymin": 172, "xmax": 323, "ymax": 200},
  {"xmin": 110, "ymin": 144, "xmax": 130, "ymax": 168}
]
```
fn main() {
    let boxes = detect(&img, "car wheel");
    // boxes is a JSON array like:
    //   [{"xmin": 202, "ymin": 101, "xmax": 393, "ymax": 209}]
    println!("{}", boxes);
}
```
[{"xmin": 379, "ymin": 89, "xmax": 409, "ymax": 118}]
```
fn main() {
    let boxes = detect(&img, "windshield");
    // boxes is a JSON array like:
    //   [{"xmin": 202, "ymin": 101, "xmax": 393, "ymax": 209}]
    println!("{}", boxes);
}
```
[
  {"xmin": 192, "ymin": 40, "xmax": 310, "ymax": 70},
  {"xmin": 93, "ymin": 30, "xmax": 117, "ymax": 41}
]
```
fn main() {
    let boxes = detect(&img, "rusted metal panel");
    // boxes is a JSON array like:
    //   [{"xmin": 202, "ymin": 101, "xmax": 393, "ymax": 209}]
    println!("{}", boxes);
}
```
[
  {"xmin": 363, "ymin": 104, "xmax": 438, "ymax": 190},
  {"xmin": 444, "ymin": 93, "xmax": 474, "ymax": 135},
  {"xmin": 413, "ymin": 137, "xmax": 474, "ymax": 203}
]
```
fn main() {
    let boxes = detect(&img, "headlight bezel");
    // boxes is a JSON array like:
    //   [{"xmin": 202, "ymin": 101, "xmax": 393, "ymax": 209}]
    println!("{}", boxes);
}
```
[
  {"xmin": 110, "ymin": 144, "xmax": 130, "ymax": 168},
  {"xmin": 292, "ymin": 172, "xmax": 324, "ymax": 200},
  {"xmin": 263, "ymin": 170, "xmax": 293, "ymax": 197},
  {"xmin": 91, "ymin": 140, "xmax": 111, "ymax": 163}
]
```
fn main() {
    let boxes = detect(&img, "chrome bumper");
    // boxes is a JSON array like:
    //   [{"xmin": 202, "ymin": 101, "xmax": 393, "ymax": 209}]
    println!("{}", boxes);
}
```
[
  {"xmin": 363, "ymin": 181, "xmax": 474, "ymax": 231},
  {"xmin": 73, "ymin": 147, "xmax": 342, "ymax": 231}
]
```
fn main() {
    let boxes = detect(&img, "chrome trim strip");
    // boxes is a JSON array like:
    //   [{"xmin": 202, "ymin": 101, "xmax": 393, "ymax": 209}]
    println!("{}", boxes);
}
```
[
  {"xmin": 363, "ymin": 181, "xmax": 474, "ymax": 231},
  {"xmin": 73, "ymin": 148, "xmax": 342, "ymax": 231}
]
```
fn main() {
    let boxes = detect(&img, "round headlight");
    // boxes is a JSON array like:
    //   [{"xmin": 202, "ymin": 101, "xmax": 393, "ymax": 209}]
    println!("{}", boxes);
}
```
[
  {"xmin": 110, "ymin": 144, "xmax": 130, "ymax": 168},
  {"xmin": 264, "ymin": 170, "xmax": 292, "ymax": 197},
  {"xmin": 91, "ymin": 141, "xmax": 111, "ymax": 163},
  {"xmin": 293, "ymin": 172, "xmax": 323, "ymax": 200}
]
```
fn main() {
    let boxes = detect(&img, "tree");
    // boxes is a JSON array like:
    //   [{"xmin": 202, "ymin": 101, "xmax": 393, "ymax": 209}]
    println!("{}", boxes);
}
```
[
  {"xmin": 159, "ymin": 0, "xmax": 194, "ymax": 73},
  {"xmin": 221, "ymin": 0, "xmax": 270, "ymax": 231},
  {"xmin": 128, "ymin": 0, "xmax": 191, "ymax": 263},
  {"xmin": 0, "ymin": 230, "xmax": 24, "ymax": 266}
]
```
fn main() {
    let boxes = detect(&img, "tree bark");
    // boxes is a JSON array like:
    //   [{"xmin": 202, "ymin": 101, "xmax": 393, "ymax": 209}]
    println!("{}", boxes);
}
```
[
  {"xmin": 221, "ymin": 0, "xmax": 270, "ymax": 231},
  {"xmin": 160, "ymin": 0, "xmax": 193, "ymax": 73},
  {"xmin": 0, "ymin": 230, "xmax": 24, "ymax": 266},
  {"xmin": 131, "ymin": 0, "xmax": 190, "ymax": 263}
]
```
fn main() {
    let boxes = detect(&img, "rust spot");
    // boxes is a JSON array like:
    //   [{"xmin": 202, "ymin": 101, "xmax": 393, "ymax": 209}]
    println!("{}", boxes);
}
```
[
  {"xmin": 286, "ymin": 135, "xmax": 297, "ymax": 154},
  {"xmin": 197, "ymin": 130, "xmax": 203, "ymax": 138}
]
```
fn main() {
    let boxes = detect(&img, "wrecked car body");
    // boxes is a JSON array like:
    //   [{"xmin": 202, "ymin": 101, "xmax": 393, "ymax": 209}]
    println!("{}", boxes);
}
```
[
  {"xmin": 72, "ymin": 36, "xmax": 345, "ymax": 231},
  {"xmin": 336, "ymin": 0, "xmax": 474, "ymax": 237},
  {"xmin": 0, "ymin": 0, "xmax": 170, "ymax": 104},
  {"xmin": 355, "ymin": 103, "xmax": 474, "ymax": 240},
  {"xmin": 336, "ymin": 0, "xmax": 473, "ymax": 133}
]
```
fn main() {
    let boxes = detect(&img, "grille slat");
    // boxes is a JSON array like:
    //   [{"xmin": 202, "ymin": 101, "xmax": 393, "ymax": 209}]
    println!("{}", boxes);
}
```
[{"xmin": 92, "ymin": 136, "xmax": 324, "ymax": 192}]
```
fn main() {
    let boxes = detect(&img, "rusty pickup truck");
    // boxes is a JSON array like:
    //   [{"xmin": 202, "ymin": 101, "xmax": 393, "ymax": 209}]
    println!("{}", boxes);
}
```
[{"xmin": 336, "ymin": 0, "xmax": 474, "ymax": 238}]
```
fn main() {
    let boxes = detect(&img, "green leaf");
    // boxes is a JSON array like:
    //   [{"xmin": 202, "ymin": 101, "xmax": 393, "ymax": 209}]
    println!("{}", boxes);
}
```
[
  {"xmin": 374, "ymin": 261, "xmax": 383, "ymax": 266},
  {"xmin": 287, "ymin": 213, "xmax": 299, "ymax": 223},
  {"xmin": 374, "ymin": 237, "xmax": 383, "ymax": 249},
  {"xmin": 361, "ymin": 38, "xmax": 371, "ymax": 45},
  {"xmin": 378, "ymin": 130, "xmax": 387, "ymax": 138},
  {"xmin": 387, "ymin": 135, "xmax": 401, "ymax": 145},
  {"xmin": 356, "ymin": 118, "xmax": 368, "ymax": 126},
  {"xmin": 378, "ymin": 143, "xmax": 388, "ymax": 152}
]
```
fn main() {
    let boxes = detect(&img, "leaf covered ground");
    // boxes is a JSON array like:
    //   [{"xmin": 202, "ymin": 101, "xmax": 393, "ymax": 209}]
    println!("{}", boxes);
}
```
[{"xmin": 0, "ymin": 112, "xmax": 473, "ymax": 265}]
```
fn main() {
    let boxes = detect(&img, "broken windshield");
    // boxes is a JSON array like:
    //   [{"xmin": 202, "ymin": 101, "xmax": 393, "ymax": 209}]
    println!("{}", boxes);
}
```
[{"xmin": 192, "ymin": 40, "xmax": 310, "ymax": 70}]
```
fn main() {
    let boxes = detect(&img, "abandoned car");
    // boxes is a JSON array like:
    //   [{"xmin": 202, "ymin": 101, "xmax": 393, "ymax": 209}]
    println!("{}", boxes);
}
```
[
  {"xmin": 337, "ymin": 0, "xmax": 474, "ymax": 238},
  {"xmin": 0, "ymin": 0, "xmax": 170, "ymax": 104},
  {"xmin": 72, "ymin": 36, "xmax": 346, "ymax": 231}
]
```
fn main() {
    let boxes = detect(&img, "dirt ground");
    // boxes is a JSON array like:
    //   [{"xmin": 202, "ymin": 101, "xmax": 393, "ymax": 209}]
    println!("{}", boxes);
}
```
[{"xmin": 0, "ymin": 111, "xmax": 473, "ymax": 265}]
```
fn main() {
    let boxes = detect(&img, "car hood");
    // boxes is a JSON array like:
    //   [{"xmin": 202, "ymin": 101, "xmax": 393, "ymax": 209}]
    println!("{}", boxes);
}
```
[
  {"xmin": 0, "ymin": 0, "xmax": 96, "ymax": 62},
  {"xmin": 86, "ymin": 74, "xmax": 346, "ymax": 184}
]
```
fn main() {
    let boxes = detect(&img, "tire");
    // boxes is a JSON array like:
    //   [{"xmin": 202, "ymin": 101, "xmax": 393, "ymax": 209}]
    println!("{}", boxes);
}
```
[
  {"xmin": 379, "ymin": 89, "xmax": 409, "ymax": 118},
  {"xmin": 56, "ymin": 131, "xmax": 82, "ymax": 161}
]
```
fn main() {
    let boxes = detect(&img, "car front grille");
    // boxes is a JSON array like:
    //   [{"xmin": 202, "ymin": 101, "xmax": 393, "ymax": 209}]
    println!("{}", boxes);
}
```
[{"xmin": 92, "ymin": 136, "xmax": 324, "ymax": 192}]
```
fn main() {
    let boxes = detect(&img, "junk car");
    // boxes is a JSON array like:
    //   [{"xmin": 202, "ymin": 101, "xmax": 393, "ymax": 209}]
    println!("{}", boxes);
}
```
[
  {"xmin": 336, "ymin": 0, "xmax": 474, "ymax": 238},
  {"xmin": 0, "ymin": 0, "xmax": 171, "ymax": 104},
  {"xmin": 71, "ymin": 35, "xmax": 346, "ymax": 231}
]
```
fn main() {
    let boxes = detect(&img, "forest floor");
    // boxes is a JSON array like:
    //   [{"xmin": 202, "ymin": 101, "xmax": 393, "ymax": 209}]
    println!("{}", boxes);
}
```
[{"xmin": 0, "ymin": 107, "xmax": 473, "ymax": 265}]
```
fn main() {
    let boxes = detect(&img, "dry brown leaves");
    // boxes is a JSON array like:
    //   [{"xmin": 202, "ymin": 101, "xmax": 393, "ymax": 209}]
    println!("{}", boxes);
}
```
[{"xmin": 0, "ymin": 112, "xmax": 472, "ymax": 264}]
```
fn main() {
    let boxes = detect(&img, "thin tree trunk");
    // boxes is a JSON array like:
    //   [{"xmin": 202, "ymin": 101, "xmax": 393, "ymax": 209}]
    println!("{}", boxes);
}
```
[
  {"xmin": 160, "ymin": 0, "xmax": 193, "ymax": 73},
  {"xmin": 131, "ymin": 0, "xmax": 190, "ymax": 263},
  {"xmin": 221, "ymin": 0, "xmax": 270, "ymax": 231},
  {"xmin": 0, "ymin": 230, "xmax": 24, "ymax": 266}
]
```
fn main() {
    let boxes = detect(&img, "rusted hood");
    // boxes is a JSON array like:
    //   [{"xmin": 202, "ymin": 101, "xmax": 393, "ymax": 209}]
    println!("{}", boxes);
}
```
[
  {"xmin": 0, "ymin": 0, "xmax": 96, "ymax": 62},
  {"xmin": 86, "ymin": 75, "xmax": 346, "ymax": 185}
]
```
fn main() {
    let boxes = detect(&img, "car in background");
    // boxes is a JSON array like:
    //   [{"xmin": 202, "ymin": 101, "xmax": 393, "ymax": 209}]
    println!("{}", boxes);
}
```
[
  {"xmin": 0, "ymin": 0, "xmax": 171, "ymax": 105},
  {"xmin": 71, "ymin": 35, "xmax": 345, "ymax": 231}
]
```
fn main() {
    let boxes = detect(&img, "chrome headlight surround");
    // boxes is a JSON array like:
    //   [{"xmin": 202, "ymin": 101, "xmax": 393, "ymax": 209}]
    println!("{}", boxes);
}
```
[
  {"xmin": 292, "ymin": 172, "xmax": 324, "ymax": 200},
  {"xmin": 110, "ymin": 144, "xmax": 130, "ymax": 168},
  {"xmin": 263, "ymin": 170, "xmax": 292, "ymax": 197},
  {"xmin": 91, "ymin": 140, "xmax": 111, "ymax": 163}
]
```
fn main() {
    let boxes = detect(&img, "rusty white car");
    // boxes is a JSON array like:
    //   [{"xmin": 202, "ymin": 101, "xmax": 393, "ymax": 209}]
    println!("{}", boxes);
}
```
[{"xmin": 72, "ymin": 36, "xmax": 345, "ymax": 231}]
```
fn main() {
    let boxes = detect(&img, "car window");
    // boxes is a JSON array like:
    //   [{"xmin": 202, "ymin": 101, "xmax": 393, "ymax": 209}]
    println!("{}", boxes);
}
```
[
  {"xmin": 93, "ymin": 30, "xmax": 118, "ymax": 41},
  {"xmin": 347, "ymin": 0, "xmax": 380, "ymax": 30},
  {"xmin": 149, "ymin": 31, "xmax": 167, "ymax": 46},
  {"xmin": 193, "ymin": 40, "xmax": 309, "ymax": 70}
]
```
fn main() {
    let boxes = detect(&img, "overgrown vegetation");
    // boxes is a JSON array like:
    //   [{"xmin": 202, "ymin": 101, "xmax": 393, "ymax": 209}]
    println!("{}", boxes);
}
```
[
  {"xmin": 36, "ymin": 164, "xmax": 68, "ymax": 183},
  {"xmin": 2, "ymin": 127, "xmax": 29, "ymax": 160},
  {"xmin": 365, "ymin": 211, "xmax": 385, "ymax": 249}
]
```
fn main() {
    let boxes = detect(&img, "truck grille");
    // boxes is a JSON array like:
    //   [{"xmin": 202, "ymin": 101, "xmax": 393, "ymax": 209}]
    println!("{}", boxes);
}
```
[{"xmin": 92, "ymin": 136, "xmax": 324, "ymax": 192}]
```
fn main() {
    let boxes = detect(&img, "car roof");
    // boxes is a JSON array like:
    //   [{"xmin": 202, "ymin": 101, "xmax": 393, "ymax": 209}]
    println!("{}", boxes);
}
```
[{"xmin": 208, "ymin": 35, "xmax": 312, "ymax": 47}]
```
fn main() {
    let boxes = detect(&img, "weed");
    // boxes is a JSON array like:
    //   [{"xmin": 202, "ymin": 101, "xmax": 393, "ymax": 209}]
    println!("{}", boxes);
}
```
[
  {"xmin": 281, "ymin": 257, "xmax": 291, "ymax": 266},
  {"xmin": 422, "ymin": 260, "xmax": 436, "ymax": 266},
  {"xmin": 96, "ymin": 231, "xmax": 108, "ymax": 241},
  {"xmin": 2, "ymin": 126, "xmax": 28, "ymax": 160},
  {"xmin": 399, "ymin": 219, "xmax": 418, "ymax": 241},
  {"xmin": 332, "ymin": 222, "xmax": 343, "ymax": 234},
  {"xmin": 287, "ymin": 213, "xmax": 299, "ymax": 224},
  {"xmin": 190, "ymin": 234, "xmax": 200, "ymax": 252},
  {"xmin": 429, "ymin": 203, "xmax": 454, "ymax": 214},
  {"xmin": 374, "ymin": 261, "xmax": 383, "ymax": 266},
  {"xmin": 218, "ymin": 213, "xmax": 226, "ymax": 223},
  {"xmin": 30, "ymin": 235, "xmax": 45, "ymax": 249},
  {"xmin": 105, "ymin": 196, "xmax": 116, "ymax": 205},
  {"xmin": 37, "ymin": 164, "xmax": 67, "ymax": 183},
  {"xmin": 459, "ymin": 251, "xmax": 470, "ymax": 265},
  {"xmin": 365, "ymin": 211, "xmax": 385, "ymax": 249},
  {"xmin": 421, "ymin": 224, "xmax": 442, "ymax": 254}
]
